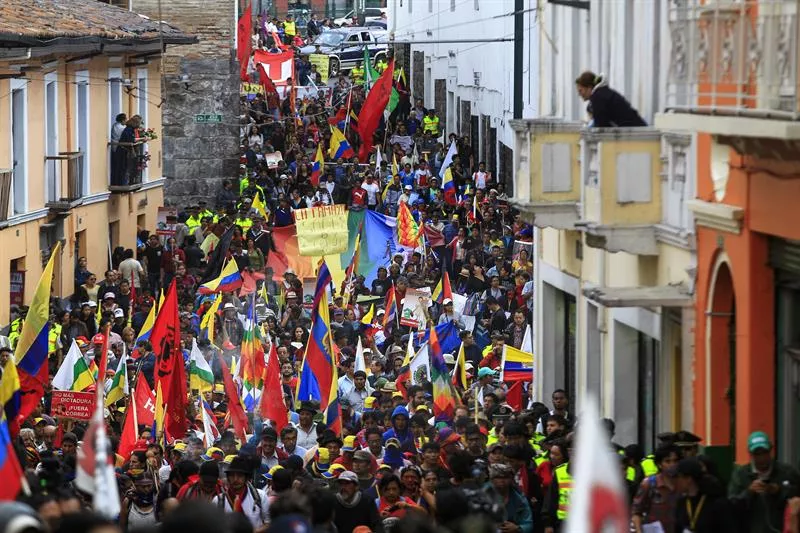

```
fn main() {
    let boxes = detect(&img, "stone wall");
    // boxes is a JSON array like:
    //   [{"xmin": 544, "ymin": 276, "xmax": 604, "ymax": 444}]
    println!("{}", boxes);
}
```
[
  {"xmin": 130, "ymin": 0, "xmax": 241, "ymax": 207},
  {"xmin": 412, "ymin": 51, "xmax": 424, "ymax": 104}
]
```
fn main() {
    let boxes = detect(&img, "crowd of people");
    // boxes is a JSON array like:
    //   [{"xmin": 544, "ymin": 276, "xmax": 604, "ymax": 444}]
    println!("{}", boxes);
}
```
[{"xmin": 1, "ymin": 9, "xmax": 799, "ymax": 533}]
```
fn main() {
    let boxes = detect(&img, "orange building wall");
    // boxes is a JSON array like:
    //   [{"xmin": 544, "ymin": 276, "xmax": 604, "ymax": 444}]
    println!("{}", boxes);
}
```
[{"xmin": 693, "ymin": 134, "xmax": 778, "ymax": 463}]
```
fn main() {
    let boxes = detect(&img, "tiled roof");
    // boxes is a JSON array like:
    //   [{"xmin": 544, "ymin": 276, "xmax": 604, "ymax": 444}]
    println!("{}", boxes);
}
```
[{"xmin": 0, "ymin": 0, "xmax": 195, "ymax": 46}]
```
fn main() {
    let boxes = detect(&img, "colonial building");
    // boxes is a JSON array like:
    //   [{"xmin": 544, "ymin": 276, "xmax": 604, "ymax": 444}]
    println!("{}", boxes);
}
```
[
  {"xmin": 0, "ymin": 0, "xmax": 192, "ymax": 323},
  {"xmin": 512, "ymin": 0, "xmax": 697, "ymax": 449},
  {"xmin": 656, "ymin": 0, "xmax": 800, "ymax": 466}
]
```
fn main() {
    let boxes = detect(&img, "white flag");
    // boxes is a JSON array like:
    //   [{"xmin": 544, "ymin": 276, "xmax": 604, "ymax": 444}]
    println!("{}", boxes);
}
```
[
  {"xmin": 564, "ymin": 397, "xmax": 629, "ymax": 533},
  {"xmin": 354, "ymin": 337, "xmax": 368, "ymax": 375},
  {"xmin": 438, "ymin": 140, "xmax": 458, "ymax": 179},
  {"xmin": 409, "ymin": 342, "xmax": 431, "ymax": 385}
]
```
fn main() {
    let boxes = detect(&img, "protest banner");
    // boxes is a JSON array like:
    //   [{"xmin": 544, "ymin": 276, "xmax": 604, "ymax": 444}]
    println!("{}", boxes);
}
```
[
  {"xmin": 294, "ymin": 205, "xmax": 349, "ymax": 256},
  {"xmin": 400, "ymin": 287, "xmax": 431, "ymax": 328},
  {"xmin": 264, "ymin": 151, "xmax": 283, "ymax": 169},
  {"xmin": 156, "ymin": 207, "xmax": 178, "ymax": 236},
  {"xmin": 51, "ymin": 391, "xmax": 95, "ymax": 421},
  {"xmin": 241, "ymin": 82, "xmax": 264, "ymax": 97},
  {"xmin": 309, "ymin": 54, "xmax": 330, "ymax": 83}
]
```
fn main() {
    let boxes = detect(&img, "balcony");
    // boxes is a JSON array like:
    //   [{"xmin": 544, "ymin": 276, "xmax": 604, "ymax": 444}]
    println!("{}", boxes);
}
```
[
  {"xmin": 510, "ymin": 119, "xmax": 583, "ymax": 229},
  {"xmin": 45, "ymin": 152, "xmax": 85, "ymax": 213},
  {"xmin": 657, "ymin": 0, "xmax": 800, "ymax": 159},
  {"xmin": 108, "ymin": 148, "xmax": 144, "ymax": 194},
  {"xmin": 575, "ymin": 128, "xmax": 663, "ymax": 256}
]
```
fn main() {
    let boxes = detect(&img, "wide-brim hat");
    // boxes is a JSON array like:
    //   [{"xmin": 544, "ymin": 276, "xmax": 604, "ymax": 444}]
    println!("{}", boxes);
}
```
[{"xmin": 226, "ymin": 456, "xmax": 252, "ymax": 475}]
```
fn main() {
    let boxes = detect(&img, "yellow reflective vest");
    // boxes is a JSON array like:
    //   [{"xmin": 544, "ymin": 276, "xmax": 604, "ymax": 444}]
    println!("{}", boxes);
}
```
[
  {"xmin": 376, "ymin": 60, "xmax": 388, "ymax": 73},
  {"xmin": 234, "ymin": 217, "xmax": 253, "ymax": 232},
  {"xmin": 284, "ymin": 21, "xmax": 296, "ymax": 36},
  {"xmin": 351, "ymin": 66, "xmax": 365, "ymax": 84},
  {"xmin": 8, "ymin": 318, "xmax": 23, "ymax": 349},
  {"xmin": 186, "ymin": 215, "xmax": 202, "ymax": 232},
  {"xmin": 554, "ymin": 463, "xmax": 573, "ymax": 521},
  {"xmin": 423, "ymin": 115, "xmax": 439, "ymax": 134},
  {"xmin": 641, "ymin": 455, "xmax": 658, "ymax": 477},
  {"xmin": 48, "ymin": 324, "xmax": 62, "ymax": 355}
]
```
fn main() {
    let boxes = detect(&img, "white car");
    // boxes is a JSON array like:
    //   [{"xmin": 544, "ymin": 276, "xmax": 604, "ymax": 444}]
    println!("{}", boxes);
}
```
[{"xmin": 334, "ymin": 7, "xmax": 387, "ymax": 27}]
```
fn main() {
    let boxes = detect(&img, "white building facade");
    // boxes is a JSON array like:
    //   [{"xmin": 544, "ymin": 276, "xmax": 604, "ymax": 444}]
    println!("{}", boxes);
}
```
[
  {"xmin": 517, "ymin": 0, "xmax": 698, "ymax": 447},
  {"xmin": 393, "ymin": 0, "xmax": 540, "ymax": 189}
]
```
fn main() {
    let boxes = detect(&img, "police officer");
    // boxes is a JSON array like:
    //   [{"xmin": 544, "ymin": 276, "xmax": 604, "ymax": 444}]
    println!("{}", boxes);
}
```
[
  {"xmin": 542, "ymin": 454, "xmax": 573, "ymax": 533},
  {"xmin": 350, "ymin": 61, "xmax": 365, "ymax": 85},
  {"xmin": 7, "ymin": 305, "xmax": 27, "ymax": 350},
  {"xmin": 185, "ymin": 206, "xmax": 203, "ymax": 234},
  {"xmin": 423, "ymin": 108, "xmax": 440, "ymax": 137},
  {"xmin": 375, "ymin": 57, "xmax": 388, "ymax": 73}
]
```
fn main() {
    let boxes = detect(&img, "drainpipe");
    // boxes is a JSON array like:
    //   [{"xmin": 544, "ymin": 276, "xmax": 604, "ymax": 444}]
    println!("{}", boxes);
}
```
[{"xmin": 64, "ymin": 63, "xmax": 72, "ymax": 152}]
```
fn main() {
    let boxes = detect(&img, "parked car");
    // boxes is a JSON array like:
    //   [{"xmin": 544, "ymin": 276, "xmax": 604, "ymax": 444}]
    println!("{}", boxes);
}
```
[
  {"xmin": 333, "ymin": 7, "xmax": 387, "ymax": 27},
  {"xmin": 298, "ymin": 26, "xmax": 388, "ymax": 77}
]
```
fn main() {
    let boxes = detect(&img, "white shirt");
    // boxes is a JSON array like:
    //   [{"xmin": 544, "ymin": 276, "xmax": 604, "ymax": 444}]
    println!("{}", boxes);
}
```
[
  {"xmin": 338, "ymin": 374, "xmax": 355, "ymax": 399},
  {"xmin": 473, "ymin": 171, "xmax": 488, "ymax": 189},
  {"xmin": 118, "ymin": 258, "xmax": 144, "ymax": 288},
  {"xmin": 294, "ymin": 423, "xmax": 318, "ymax": 450},
  {"xmin": 214, "ymin": 486, "xmax": 270, "ymax": 528},
  {"xmin": 361, "ymin": 181, "xmax": 380, "ymax": 205}
]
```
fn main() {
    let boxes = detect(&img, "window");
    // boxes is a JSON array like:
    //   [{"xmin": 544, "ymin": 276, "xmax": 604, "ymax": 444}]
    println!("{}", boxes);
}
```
[
  {"xmin": 429, "ymin": 0, "xmax": 433, "ymax": 12},
  {"xmin": 108, "ymin": 68, "xmax": 123, "ymax": 186},
  {"xmin": 408, "ymin": 0, "xmax": 412, "ymax": 13},
  {"xmin": 137, "ymin": 68, "xmax": 149, "ymax": 181},
  {"xmin": 361, "ymin": 32, "xmax": 372, "ymax": 42},
  {"xmin": 10, "ymin": 79, "xmax": 27, "ymax": 215},
  {"xmin": 450, "ymin": 0, "xmax": 455, "ymax": 11},
  {"xmin": 347, "ymin": 34, "xmax": 360, "ymax": 43},
  {"xmin": 45, "ymin": 72, "xmax": 59, "ymax": 203},
  {"xmin": 75, "ymin": 71, "xmax": 90, "ymax": 196},
  {"xmin": 109, "ymin": 68, "xmax": 123, "ymax": 132}
]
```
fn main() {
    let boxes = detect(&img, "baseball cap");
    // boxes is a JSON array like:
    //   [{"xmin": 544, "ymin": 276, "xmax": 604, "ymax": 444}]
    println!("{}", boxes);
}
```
[
  {"xmin": 113, "ymin": 308, "xmax": 125, "ymax": 318},
  {"xmin": 477, "ymin": 367, "xmax": 496, "ymax": 378},
  {"xmin": 92, "ymin": 334, "xmax": 105, "ymax": 345},
  {"xmin": 103, "ymin": 292, "xmax": 116, "ymax": 300},
  {"xmin": 443, "ymin": 298, "xmax": 453, "ymax": 305},
  {"xmin": 338, "ymin": 471, "xmax": 358, "ymax": 483},
  {"xmin": 353, "ymin": 450, "xmax": 372, "ymax": 462},
  {"xmin": 747, "ymin": 431, "xmax": 771, "ymax": 452}
]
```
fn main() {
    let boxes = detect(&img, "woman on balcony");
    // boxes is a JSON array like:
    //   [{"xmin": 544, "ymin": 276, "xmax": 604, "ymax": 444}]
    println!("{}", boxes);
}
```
[
  {"xmin": 575, "ymin": 71, "xmax": 647, "ymax": 128},
  {"xmin": 115, "ymin": 115, "xmax": 147, "ymax": 186}
]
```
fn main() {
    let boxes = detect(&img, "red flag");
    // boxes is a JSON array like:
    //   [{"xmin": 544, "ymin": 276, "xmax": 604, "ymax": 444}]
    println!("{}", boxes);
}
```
[
  {"xmin": 505, "ymin": 381, "xmax": 525, "ymax": 412},
  {"xmin": 237, "ymin": 3, "xmax": 253, "ymax": 81},
  {"xmin": 216, "ymin": 352, "xmax": 248, "ymax": 442},
  {"xmin": 118, "ymin": 378, "xmax": 156, "ymax": 459},
  {"xmin": 256, "ymin": 63, "xmax": 277, "ymax": 98},
  {"xmin": 148, "ymin": 281, "xmax": 187, "ymax": 439},
  {"xmin": 239, "ymin": 270, "xmax": 257, "ymax": 297},
  {"xmin": 356, "ymin": 59, "xmax": 395, "ymax": 162},
  {"xmin": 423, "ymin": 224, "xmax": 446, "ymax": 247},
  {"xmin": 254, "ymin": 50, "xmax": 295, "ymax": 86},
  {"xmin": 259, "ymin": 344, "xmax": 288, "ymax": 434}
]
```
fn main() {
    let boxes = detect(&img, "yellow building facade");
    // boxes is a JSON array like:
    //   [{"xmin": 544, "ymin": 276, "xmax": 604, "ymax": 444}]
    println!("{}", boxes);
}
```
[
  {"xmin": 0, "ymin": 0, "xmax": 193, "ymax": 324},
  {"xmin": 513, "ymin": 120, "xmax": 696, "ymax": 450}
]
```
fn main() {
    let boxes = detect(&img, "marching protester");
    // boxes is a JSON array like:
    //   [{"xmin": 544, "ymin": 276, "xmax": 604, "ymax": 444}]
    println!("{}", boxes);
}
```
[{"xmin": 0, "ymin": 8, "xmax": 796, "ymax": 533}]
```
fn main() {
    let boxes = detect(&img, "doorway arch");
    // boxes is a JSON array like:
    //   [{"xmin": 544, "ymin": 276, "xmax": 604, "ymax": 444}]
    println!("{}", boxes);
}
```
[{"xmin": 705, "ymin": 254, "xmax": 736, "ymax": 452}]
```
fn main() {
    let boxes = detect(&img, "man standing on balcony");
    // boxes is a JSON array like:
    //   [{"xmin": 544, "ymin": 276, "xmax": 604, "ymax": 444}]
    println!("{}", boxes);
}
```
[{"xmin": 110, "ymin": 113, "xmax": 127, "ymax": 186}]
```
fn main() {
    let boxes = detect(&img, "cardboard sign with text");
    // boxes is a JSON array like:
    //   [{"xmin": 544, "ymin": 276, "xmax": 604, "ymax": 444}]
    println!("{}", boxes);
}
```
[{"xmin": 51, "ymin": 391, "xmax": 95, "ymax": 421}]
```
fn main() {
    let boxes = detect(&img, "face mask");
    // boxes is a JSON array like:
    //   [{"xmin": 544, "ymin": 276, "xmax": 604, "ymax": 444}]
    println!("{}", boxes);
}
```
[{"xmin": 135, "ymin": 491, "xmax": 155, "ymax": 505}]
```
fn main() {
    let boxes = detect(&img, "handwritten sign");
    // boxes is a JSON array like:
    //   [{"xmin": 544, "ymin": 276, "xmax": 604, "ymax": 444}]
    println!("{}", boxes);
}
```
[
  {"xmin": 309, "ymin": 54, "xmax": 330, "ymax": 83},
  {"xmin": 294, "ymin": 205, "xmax": 349, "ymax": 256},
  {"xmin": 240, "ymin": 82, "xmax": 265, "ymax": 97},
  {"xmin": 156, "ymin": 207, "xmax": 178, "ymax": 236},
  {"xmin": 51, "ymin": 391, "xmax": 95, "ymax": 421}
]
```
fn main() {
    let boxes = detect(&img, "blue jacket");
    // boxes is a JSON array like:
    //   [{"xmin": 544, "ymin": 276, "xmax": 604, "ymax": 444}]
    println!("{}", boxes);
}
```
[{"xmin": 381, "ymin": 406, "xmax": 412, "ymax": 445}]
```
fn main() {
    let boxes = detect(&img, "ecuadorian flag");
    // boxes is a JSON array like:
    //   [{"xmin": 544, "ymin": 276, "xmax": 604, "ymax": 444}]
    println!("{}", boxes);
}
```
[
  {"xmin": 329, "ymin": 126, "xmax": 355, "ymax": 160},
  {"xmin": 0, "ymin": 357, "xmax": 21, "ymax": 423},
  {"xmin": 310, "ymin": 144, "xmax": 325, "ymax": 187},
  {"xmin": 199, "ymin": 258, "xmax": 243, "ymax": 295},
  {"xmin": 0, "ymin": 417, "xmax": 25, "ymax": 499},
  {"xmin": 15, "ymin": 242, "xmax": 60, "ymax": 420},
  {"xmin": 500, "ymin": 345, "xmax": 535, "ymax": 382}
]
